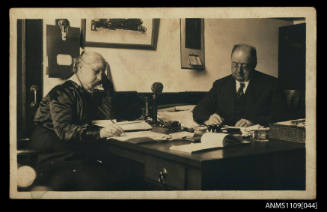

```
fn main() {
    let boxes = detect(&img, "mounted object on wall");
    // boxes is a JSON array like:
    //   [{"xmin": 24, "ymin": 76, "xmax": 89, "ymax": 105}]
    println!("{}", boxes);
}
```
[
  {"xmin": 180, "ymin": 18, "xmax": 205, "ymax": 70},
  {"xmin": 47, "ymin": 19, "xmax": 80, "ymax": 79},
  {"xmin": 81, "ymin": 19, "xmax": 160, "ymax": 50}
]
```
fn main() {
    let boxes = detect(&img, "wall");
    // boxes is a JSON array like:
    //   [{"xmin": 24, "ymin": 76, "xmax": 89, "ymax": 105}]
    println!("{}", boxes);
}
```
[
  {"xmin": 43, "ymin": 18, "xmax": 292, "ymax": 96},
  {"xmin": 205, "ymin": 19, "xmax": 294, "ymax": 81}
]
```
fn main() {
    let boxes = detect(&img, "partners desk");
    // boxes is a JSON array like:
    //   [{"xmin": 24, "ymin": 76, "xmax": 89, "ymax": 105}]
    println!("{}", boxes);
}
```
[{"xmin": 105, "ymin": 130, "xmax": 305, "ymax": 190}]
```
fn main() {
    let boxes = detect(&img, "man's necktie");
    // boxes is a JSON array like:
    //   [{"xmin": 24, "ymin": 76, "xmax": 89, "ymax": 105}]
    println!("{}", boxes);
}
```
[
  {"xmin": 234, "ymin": 82, "xmax": 246, "ymax": 122},
  {"xmin": 236, "ymin": 82, "xmax": 245, "ymax": 97}
]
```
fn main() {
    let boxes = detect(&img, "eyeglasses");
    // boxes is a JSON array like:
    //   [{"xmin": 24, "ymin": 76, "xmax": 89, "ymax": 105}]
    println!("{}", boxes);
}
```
[{"xmin": 231, "ymin": 62, "xmax": 251, "ymax": 69}]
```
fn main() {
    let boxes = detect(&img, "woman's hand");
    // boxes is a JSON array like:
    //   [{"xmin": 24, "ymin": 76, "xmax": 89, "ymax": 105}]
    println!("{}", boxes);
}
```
[{"xmin": 99, "ymin": 124, "xmax": 124, "ymax": 138}]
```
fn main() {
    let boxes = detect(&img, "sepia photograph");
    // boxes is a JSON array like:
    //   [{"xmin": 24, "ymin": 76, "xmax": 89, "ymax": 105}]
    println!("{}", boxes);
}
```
[{"xmin": 9, "ymin": 7, "xmax": 316, "ymax": 200}]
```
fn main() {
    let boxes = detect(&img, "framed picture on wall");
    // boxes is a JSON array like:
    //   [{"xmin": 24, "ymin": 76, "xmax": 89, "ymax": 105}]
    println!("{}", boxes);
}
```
[
  {"xmin": 81, "ymin": 19, "xmax": 160, "ymax": 50},
  {"xmin": 180, "ymin": 18, "xmax": 205, "ymax": 70}
]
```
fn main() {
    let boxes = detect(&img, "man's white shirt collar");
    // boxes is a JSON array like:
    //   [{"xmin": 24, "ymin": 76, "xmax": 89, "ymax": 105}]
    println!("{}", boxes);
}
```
[{"xmin": 235, "ymin": 80, "xmax": 250, "ymax": 93}]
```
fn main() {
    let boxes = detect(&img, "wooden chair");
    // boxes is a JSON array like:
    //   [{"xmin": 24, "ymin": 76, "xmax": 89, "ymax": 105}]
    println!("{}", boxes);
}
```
[{"xmin": 283, "ymin": 89, "xmax": 305, "ymax": 120}]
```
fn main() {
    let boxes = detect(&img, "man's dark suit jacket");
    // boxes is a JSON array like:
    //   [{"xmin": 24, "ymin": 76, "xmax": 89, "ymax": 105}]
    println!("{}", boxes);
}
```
[{"xmin": 193, "ymin": 71, "xmax": 286, "ymax": 126}]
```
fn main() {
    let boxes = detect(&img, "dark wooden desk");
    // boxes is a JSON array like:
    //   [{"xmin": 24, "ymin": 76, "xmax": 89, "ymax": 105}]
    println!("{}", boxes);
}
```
[{"xmin": 106, "ymin": 135, "xmax": 305, "ymax": 190}]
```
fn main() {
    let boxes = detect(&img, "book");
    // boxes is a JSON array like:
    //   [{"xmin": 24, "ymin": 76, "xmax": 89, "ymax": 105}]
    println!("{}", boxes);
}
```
[
  {"xmin": 169, "ymin": 133, "xmax": 246, "ymax": 154},
  {"xmin": 269, "ymin": 119, "xmax": 305, "ymax": 143}
]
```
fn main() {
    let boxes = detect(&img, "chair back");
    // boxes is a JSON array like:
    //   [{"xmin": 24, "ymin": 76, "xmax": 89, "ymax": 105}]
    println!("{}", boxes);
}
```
[{"xmin": 283, "ymin": 89, "xmax": 305, "ymax": 120}]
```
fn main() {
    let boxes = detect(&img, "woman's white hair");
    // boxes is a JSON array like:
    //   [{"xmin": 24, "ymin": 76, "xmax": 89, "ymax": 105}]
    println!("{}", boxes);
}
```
[{"xmin": 73, "ymin": 50, "xmax": 107, "ymax": 73}]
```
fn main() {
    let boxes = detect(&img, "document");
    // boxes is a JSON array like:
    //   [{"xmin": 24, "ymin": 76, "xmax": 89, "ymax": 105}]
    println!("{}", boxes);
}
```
[
  {"xmin": 92, "ymin": 120, "xmax": 152, "ymax": 132},
  {"xmin": 156, "ymin": 105, "xmax": 199, "ymax": 129},
  {"xmin": 110, "ymin": 131, "xmax": 171, "ymax": 144},
  {"xmin": 221, "ymin": 124, "xmax": 269, "ymax": 137},
  {"xmin": 169, "ymin": 133, "xmax": 233, "ymax": 154},
  {"xmin": 157, "ymin": 110, "xmax": 199, "ymax": 129},
  {"xmin": 158, "ymin": 105, "xmax": 196, "ymax": 112},
  {"xmin": 169, "ymin": 131, "xmax": 194, "ymax": 140},
  {"xmin": 274, "ymin": 118, "xmax": 305, "ymax": 127}
]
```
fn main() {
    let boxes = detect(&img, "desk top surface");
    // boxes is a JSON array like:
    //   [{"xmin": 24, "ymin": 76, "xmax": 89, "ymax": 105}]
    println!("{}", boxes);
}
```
[{"xmin": 108, "ymin": 133, "xmax": 305, "ymax": 168}]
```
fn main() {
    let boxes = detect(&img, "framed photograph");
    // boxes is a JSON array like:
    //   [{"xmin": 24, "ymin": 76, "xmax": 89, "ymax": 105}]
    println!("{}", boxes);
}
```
[{"xmin": 81, "ymin": 19, "xmax": 160, "ymax": 50}]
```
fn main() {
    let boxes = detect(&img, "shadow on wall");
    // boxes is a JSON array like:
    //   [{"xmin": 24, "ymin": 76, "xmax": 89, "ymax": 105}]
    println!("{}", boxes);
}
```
[{"xmin": 188, "ymin": 68, "xmax": 208, "ymax": 78}]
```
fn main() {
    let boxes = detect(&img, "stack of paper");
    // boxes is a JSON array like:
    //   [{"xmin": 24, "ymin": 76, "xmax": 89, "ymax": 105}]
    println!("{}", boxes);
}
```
[
  {"xmin": 221, "ymin": 124, "xmax": 269, "ymax": 137},
  {"xmin": 168, "ymin": 131, "xmax": 194, "ymax": 140},
  {"xmin": 92, "ymin": 119, "xmax": 116, "ymax": 127},
  {"xmin": 158, "ymin": 105, "xmax": 196, "ymax": 112},
  {"xmin": 92, "ymin": 120, "xmax": 152, "ymax": 132},
  {"xmin": 116, "ymin": 120, "xmax": 152, "ymax": 131},
  {"xmin": 275, "ymin": 119, "xmax": 305, "ymax": 128},
  {"xmin": 157, "ymin": 110, "xmax": 199, "ymax": 129},
  {"xmin": 110, "ymin": 131, "xmax": 171, "ymax": 143},
  {"xmin": 157, "ymin": 104, "xmax": 199, "ymax": 130}
]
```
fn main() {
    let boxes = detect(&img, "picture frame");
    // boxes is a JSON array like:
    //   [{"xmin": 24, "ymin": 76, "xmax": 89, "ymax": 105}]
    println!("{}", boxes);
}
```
[
  {"xmin": 81, "ymin": 19, "xmax": 160, "ymax": 50},
  {"xmin": 180, "ymin": 18, "xmax": 205, "ymax": 70}
]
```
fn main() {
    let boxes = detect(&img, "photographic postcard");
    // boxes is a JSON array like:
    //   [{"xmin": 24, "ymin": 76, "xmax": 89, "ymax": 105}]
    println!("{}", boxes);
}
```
[{"xmin": 9, "ymin": 7, "xmax": 316, "ymax": 200}]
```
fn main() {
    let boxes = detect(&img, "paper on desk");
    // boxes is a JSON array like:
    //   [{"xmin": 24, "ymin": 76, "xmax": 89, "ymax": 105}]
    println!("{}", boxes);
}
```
[
  {"xmin": 92, "ymin": 120, "xmax": 152, "ymax": 131},
  {"xmin": 274, "ymin": 120, "xmax": 296, "ymax": 126},
  {"xmin": 110, "ymin": 131, "xmax": 171, "ymax": 143},
  {"xmin": 92, "ymin": 119, "xmax": 116, "ymax": 127},
  {"xmin": 221, "ymin": 124, "xmax": 268, "ymax": 137},
  {"xmin": 274, "ymin": 119, "xmax": 305, "ymax": 127},
  {"xmin": 169, "ymin": 133, "xmax": 228, "ymax": 154},
  {"xmin": 157, "ymin": 110, "xmax": 199, "ymax": 129},
  {"xmin": 158, "ymin": 105, "xmax": 196, "ymax": 112},
  {"xmin": 174, "ymin": 105, "xmax": 196, "ymax": 111},
  {"xmin": 168, "ymin": 131, "xmax": 194, "ymax": 140}
]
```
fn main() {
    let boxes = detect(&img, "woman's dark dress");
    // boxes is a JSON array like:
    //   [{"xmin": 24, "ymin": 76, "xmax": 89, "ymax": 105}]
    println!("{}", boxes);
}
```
[{"xmin": 30, "ymin": 79, "xmax": 143, "ymax": 190}]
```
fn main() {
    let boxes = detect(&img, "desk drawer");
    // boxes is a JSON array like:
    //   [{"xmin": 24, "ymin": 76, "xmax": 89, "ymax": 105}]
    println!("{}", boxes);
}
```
[{"xmin": 145, "ymin": 155, "xmax": 186, "ymax": 189}]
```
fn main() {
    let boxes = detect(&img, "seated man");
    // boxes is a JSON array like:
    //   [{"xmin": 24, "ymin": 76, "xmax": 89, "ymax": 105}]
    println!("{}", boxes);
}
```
[
  {"xmin": 193, "ymin": 44, "xmax": 286, "ymax": 127},
  {"xmin": 30, "ymin": 51, "xmax": 143, "ymax": 190}
]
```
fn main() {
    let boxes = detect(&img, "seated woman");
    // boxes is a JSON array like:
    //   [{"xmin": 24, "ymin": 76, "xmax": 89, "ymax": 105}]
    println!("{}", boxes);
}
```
[{"xmin": 30, "ymin": 51, "xmax": 143, "ymax": 191}]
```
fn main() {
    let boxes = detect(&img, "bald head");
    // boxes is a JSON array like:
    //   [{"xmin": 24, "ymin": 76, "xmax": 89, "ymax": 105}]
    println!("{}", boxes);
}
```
[
  {"xmin": 76, "ymin": 51, "xmax": 108, "ymax": 92},
  {"xmin": 231, "ymin": 44, "xmax": 257, "ymax": 67},
  {"xmin": 230, "ymin": 44, "xmax": 257, "ymax": 82},
  {"xmin": 79, "ymin": 51, "xmax": 107, "ymax": 69}
]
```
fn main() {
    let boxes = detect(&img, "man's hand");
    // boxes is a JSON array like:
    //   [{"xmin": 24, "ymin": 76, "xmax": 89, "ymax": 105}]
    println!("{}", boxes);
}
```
[
  {"xmin": 99, "ymin": 124, "xmax": 124, "ymax": 138},
  {"xmin": 235, "ymin": 119, "xmax": 253, "ymax": 127},
  {"xmin": 204, "ymin": 113, "xmax": 224, "ymax": 126}
]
